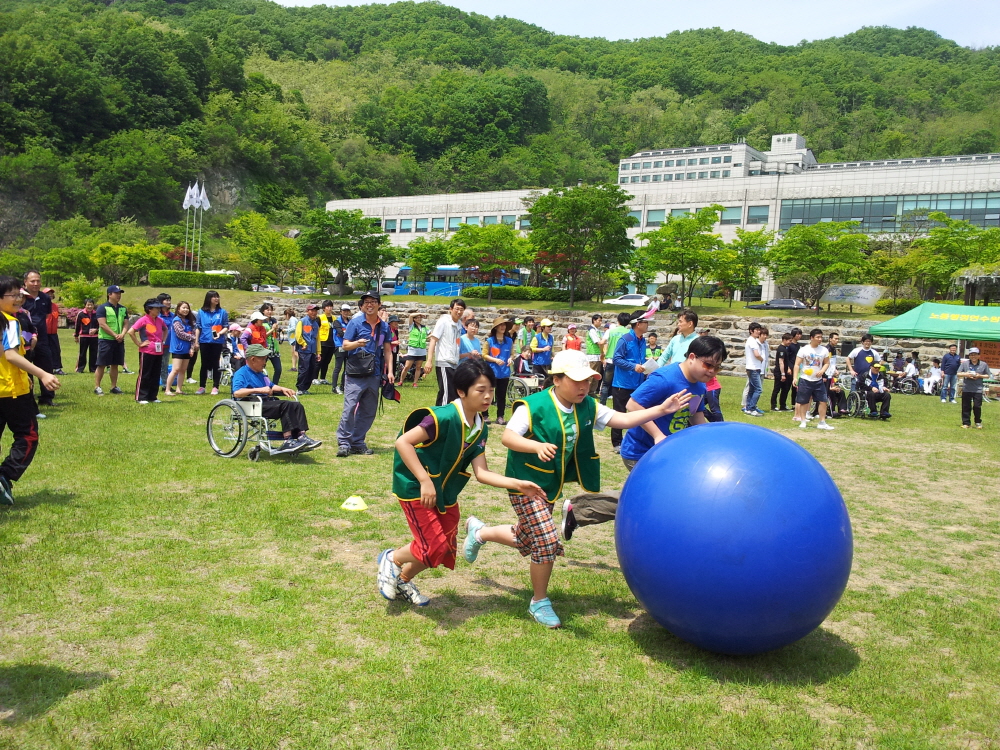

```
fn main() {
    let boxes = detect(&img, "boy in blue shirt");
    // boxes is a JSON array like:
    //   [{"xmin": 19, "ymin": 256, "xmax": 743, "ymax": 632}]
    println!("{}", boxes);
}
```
[
  {"xmin": 561, "ymin": 335, "xmax": 727, "ymax": 540},
  {"xmin": 610, "ymin": 314, "xmax": 649, "ymax": 453}
]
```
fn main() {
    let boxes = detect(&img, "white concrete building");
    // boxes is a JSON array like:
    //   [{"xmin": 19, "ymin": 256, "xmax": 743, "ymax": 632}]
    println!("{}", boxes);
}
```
[{"xmin": 326, "ymin": 134, "xmax": 1000, "ymax": 298}]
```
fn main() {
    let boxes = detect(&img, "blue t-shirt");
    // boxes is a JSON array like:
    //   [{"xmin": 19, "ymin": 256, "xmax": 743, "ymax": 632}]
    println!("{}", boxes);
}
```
[
  {"xmin": 532, "ymin": 332, "xmax": 554, "ymax": 366},
  {"xmin": 620, "ymin": 363, "xmax": 707, "ymax": 461},
  {"xmin": 343, "ymin": 316, "xmax": 391, "ymax": 373},
  {"xmin": 487, "ymin": 335, "xmax": 513, "ymax": 379},
  {"xmin": 460, "ymin": 334, "xmax": 482, "ymax": 359},
  {"xmin": 197, "ymin": 308, "xmax": 229, "ymax": 344},
  {"xmin": 231, "ymin": 364, "xmax": 272, "ymax": 394}
]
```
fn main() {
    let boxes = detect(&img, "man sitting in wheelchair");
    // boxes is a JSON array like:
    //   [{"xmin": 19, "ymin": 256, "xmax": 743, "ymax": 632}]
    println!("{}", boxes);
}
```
[{"xmin": 232, "ymin": 344, "xmax": 322, "ymax": 454}]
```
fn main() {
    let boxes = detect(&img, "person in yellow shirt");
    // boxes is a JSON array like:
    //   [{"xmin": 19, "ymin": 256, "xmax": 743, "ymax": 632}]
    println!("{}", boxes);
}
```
[{"xmin": 0, "ymin": 275, "xmax": 62, "ymax": 506}]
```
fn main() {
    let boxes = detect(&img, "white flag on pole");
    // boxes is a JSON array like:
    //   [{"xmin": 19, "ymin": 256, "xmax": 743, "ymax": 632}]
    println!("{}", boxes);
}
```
[
  {"xmin": 182, "ymin": 183, "xmax": 196, "ymax": 210},
  {"xmin": 198, "ymin": 184, "xmax": 211, "ymax": 211}
]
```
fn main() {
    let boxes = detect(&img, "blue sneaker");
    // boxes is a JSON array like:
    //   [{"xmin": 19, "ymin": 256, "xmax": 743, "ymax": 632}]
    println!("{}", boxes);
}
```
[
  {"xmin": 528, "ymin": 598, "xmax": 562, "ymax": 628},
  {"xmin": 396, "ymin": 578, "xmax": 430, "ymax": 606},
  {"xmin": 464, "ymin": 516, "xmax": 485, "ymax": 563},
  {"xmin": 376, "ymin": 548, "xmax": 400, "ymax": 600},
  {"xmin": 0, "ymin": 475, "xmax": 13, "ymax": 506}
]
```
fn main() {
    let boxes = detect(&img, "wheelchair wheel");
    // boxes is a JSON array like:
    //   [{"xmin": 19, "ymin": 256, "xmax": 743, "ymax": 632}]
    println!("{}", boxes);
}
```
[
  {"xmin": 901, "ymin": 378, "xmax": 918, "ymax": 395},
  {"xmin": 207, "ymin": 399, "xmax": 248, "ymax": 457},
  {"xmin": 220, "ymin": 368, "xmax": 232, "ymax": 388},
  {"xmin": 248, "ymin": 446, "xmax": 261, "ymax": 462},
  {"xmin": 846, "ymin": 391, "xmax": 863, "ymax": 418},
  {"xmin": 507, "ymin": 378, "xmax": 529, "ymax": 407}
]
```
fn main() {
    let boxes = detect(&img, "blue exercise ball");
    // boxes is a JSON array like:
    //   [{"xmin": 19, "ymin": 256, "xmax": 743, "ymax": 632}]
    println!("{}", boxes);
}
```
[{"xmin": 615, "ymin": 422, "xmax": 852, "ymax": 656}]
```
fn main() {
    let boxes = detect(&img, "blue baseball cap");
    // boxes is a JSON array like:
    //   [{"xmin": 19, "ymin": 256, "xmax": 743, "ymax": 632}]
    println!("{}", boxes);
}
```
[{"xmin": 107, "ymin": 285, "xmax": 124, "ymax": 294}]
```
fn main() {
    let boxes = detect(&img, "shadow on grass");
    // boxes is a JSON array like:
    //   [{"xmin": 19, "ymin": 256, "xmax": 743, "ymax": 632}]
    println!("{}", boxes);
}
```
[
  {"xmin": 0, "ymin": 663, "xmax": 111, "ymax": 724},
  {"xmin": 627, "ymin": 613, "xmax": 860, "ymax": 685},
  {"xmin": 1, "ymin": 489, "xmax": 75, "ymax": 514},
  {"xmin": 564, "ymin": 559, "xmax": 621, "ymax": 573}
]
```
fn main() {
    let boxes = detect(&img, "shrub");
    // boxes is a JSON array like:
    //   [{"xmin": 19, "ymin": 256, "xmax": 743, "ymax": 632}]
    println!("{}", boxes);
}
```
[
  {"xmin": 461, "ymin": 285, "xmax": 572, "ymax": 302},
  {"xmin": 148, "ymin": 270, "xmax": 236, "ymax": 289},
  {"xmin": 874, "ymin": 298, "xmax": 922, "ymax": 315},
  {"xmin": 60, "ymin": 276, "xmax": 106, "ymax": 308}
]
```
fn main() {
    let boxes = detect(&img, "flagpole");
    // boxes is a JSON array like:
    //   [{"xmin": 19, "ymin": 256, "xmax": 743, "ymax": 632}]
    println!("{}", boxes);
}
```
[
  {"xmin": 183, "ymin": 205, "xmax": 190, "ymax": 271},
  {"xmin": 196, "ymin": 200, "xmax": 204, "ymax": 273}
]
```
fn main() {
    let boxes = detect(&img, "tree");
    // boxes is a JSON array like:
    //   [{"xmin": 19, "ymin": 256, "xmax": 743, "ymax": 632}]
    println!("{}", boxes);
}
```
[
  {"xmin": 225, "ymin": 212, "xmax": 301, "ymax": 287},
  {"xmin": 910, "ymin": 213, "xmax": 1000, "ymax": 299},
  {"xmin": 713, "ymin": 227, "xmax": 773, "ymax": 306},
  {"xmin": 352, "ymin": 233, "xmax": 397, "ymax": 294},
  {"xmin": 91, "ymin": 242, "xmax": 169, "ymax": 285},
  {"xmin": 525, "ymin": 184, "xmax": 636, "ymax": 307},
  {"xmin": 447, "ymin": 223, "xmax": 526, "ymax": 302},
  {"xmin": 41, "ymin": 246, "xmax": 98, "ymax": 286},
  {"xmin": 640, "ymin": 206, "xmax": 724, "ymax": 306},
  {"xmin": 766, "ymin": 222, "xmax": 869, "ymax": 307},
  {"xmin": 299, "ymin": 209, "xmax": 385, "ymax": 294},
  {"xmin": 405, "ymin": 235, "xmax": 450, "ymax": 288},
  {"xmin": 626, "ymin": 243, "xmax": 659, "ymax": 292}
]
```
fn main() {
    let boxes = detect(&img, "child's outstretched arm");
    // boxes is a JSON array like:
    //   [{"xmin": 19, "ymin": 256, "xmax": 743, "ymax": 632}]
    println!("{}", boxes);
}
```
[
  {"xmin": 469, "ymin": 454, "xmax": 546, "ymax": 500},
  {"xmin": 501, "ymin": 429, "xmax": 557, "ymax": 462},
  {"xmin": 605, "ymin": 390, "xmax": 693, "ymax": 436},
  {"xmin": 4, "ymin": 350, "xmax": 60, "ymax": 391},
  {"xmin": 394, "ymin": 426, "xmax": 436, "ymax": 508}
]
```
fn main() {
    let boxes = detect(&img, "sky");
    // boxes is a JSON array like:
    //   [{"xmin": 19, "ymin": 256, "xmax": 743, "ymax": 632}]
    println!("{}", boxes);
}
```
[{"xmin": 271, "ymin": 0, "xmax": 1000, "ymax": 48}]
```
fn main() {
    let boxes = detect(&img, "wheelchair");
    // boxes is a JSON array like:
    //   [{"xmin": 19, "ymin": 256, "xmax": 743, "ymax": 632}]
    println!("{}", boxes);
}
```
[
  {"xmin": 507, "ymin": 374, "xmax": 544, "ymax": 407},
  {"xmin": 207, "ymin": 395, "xmax": 302, "ymax": 461}
]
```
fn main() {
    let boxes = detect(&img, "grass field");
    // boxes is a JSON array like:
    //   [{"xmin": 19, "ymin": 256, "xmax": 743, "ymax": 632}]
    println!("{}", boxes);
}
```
[{"xmin": 1, "ymin": 330, "xmax": 998, "ymax": 748}]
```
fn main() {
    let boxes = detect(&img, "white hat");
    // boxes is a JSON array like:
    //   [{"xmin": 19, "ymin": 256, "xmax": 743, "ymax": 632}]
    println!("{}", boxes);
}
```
[
  {"xmin": 550, "ymin": 349, "xmax": 601, "ymax": 381},
  {"xmin": 968, "ymin": 347, "xmax": 980, "ymax": 354},
  {"xmin": 249, "ymin": 311, "xmax": 266, "ymax": 322}
]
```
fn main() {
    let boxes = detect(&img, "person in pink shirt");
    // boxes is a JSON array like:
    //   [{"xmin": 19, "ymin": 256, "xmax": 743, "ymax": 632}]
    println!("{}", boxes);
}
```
[
  {"xmin": 128, "ymin": 298, "xmax": 167, "ymax": 404},
  {"xmin": 700, "ymin": 328, "xmax": 724, "ymax": 422}
]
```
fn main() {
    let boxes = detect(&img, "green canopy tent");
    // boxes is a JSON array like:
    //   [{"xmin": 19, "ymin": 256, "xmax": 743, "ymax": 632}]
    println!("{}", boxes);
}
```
[{"xmin": 869, "ymin": 303, "xmax": 1000, "ymax": 342}]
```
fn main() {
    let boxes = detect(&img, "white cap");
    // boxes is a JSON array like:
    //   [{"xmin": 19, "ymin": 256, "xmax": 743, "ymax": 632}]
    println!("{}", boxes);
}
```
[
  {"xmin": 968, "ymin": 347, "xmax": 980, "ymax": 354},
  {"xmin": 550, "ymin": 349, "xmax": 601, "ymax": 381},
  {"xmin": 249, "ymin": 311, "xmax": 266, "ymax": 322}
]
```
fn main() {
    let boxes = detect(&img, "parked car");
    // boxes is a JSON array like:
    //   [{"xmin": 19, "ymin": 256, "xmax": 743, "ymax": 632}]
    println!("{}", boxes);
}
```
[
  {"xmin": 746, "ymin": 298, "xmax": 809, "ymax": 310},
  {"xmin": 293, "ymin": 285, "xmax": 316, "ymax": 294},
  {"xmin": 281, "ymin": 286, "xmax": 296, "ymax": 294},
  {"xmin": 605, "ymin": 293, "xmax": 651, "ymax": 307},
  {"xmin": 258, "ymin": 284, "xmax": 281, "ymax": 294}
]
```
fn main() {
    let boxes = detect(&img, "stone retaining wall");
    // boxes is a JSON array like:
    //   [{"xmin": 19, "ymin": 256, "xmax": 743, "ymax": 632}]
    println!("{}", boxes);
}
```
[{"xmin": 248, "ymin": 297, "xmax": 958, "ymax": 377}]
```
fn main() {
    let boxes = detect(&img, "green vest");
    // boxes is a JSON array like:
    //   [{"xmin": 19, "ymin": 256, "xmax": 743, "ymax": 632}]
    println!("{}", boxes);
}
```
[
  {"xmin": 604, "ymin": 325, "xmax": 626, "ymax": 362},
  {"xmin": 392, "ymin": 401, "xmax": 489, "ymax": 513},
  {"xmin": 98, "ymin": 303, "xmax": 128, "ymax": 340},
  {"xmin": 407, "ymin": 324, "xmax": 428, "ymax": 350},
  {"xmin": 585, "ymin": 326, "xmax": 602, "ymax": 356},
  {"xmin": 505, "ymin": 388, "xmax": 601, "ymax": 503}
]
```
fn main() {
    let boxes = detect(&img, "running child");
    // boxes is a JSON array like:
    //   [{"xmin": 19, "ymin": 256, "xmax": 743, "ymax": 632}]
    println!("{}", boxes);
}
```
[
  {"xmin": 462, "ymin": 349, "xmax": 693, "ymax": 628},
  {"xmin": 0, "ymin": 276, "xmax": 61, "ymax": 505},
  {"xmin": 376, "ymin": 359, "xmax": 544, "ymax": 606}
]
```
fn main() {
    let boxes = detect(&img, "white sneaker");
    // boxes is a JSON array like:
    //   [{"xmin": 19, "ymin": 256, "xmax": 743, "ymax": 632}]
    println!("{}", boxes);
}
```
[
  {"xmin": 94, "ymin": 387, "xmax": 103, "ymax": 396},
  {"xmin": 816, "ymin": 421, "xmax": 835, "ymax": 430},
  {"xmin": 376, "ymin": 548, "xmax": 400, "ymax": 600},
  {"xmin": 951, "ymin": 399, "xmax": 957, "ymax": 404},
  {"xmin": 799, "ymin": 420, "xmax": 808, "ymax": 429},
  {"xmin": 186, "ymin": 378, "xmax": 197, "ymax": 384},
  {"xmin": 138, "ymin": 400, "xmax": 149, "ymax": 405}
]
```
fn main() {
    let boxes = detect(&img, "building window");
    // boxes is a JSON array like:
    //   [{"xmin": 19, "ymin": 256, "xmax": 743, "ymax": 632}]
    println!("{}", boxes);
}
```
[
  {"xmin": 431, "ymin": 218, "xmax": 445, "ymax": 231},
  {"xmin": 628, "ymin": 210, "xmax": 642, "ymax": 225},
  {"xmin": 746, "ymin": 206, "xmax": 769, "ymax": 224},
  {"xmin": 676, "ymin": 173, "xmax": 685, "ymax": 180},
  {"xmin": 698, "ymin": 172, "xmax": 708, "ymax": 179},
  {"xmin": 641, "ymin": 175, "xmax": 650, "ymax": 182},
  {"xmin": 663, "ymin": 174, "xmax": 672, "ymax": 181},
  {"xmin": 687, "ymin": 158, "xmax": 698, "ymax": 166},
  {"xmin": 699, "ymin": 157, "xmax": 709, "ymax": 165},
  {"xmin": 671, "ymin": 208, "xmax": 693, "ymax": 217},
  {"xmin": 687, "ymin": 172, "xmax": 696, "ymax": 179},
  {"xmin": 400, "ymin": 219, "xmax": 413, "ymax": 233},
  {"xmin": 653, "ymin": 161, "xmax": 663, "ymax": 168},
  {"xmin": 724, "ymin": 156, "xmax": 732, "ymax": 163},
  {"xmin": 646, "ymin": 209, "xmax": 666, "ymax": 227},
  {"xmin": 502, "ymin": 215, "xmax": 516, "ymax": 226},
  {"xmin": 631, "ymin": 176, "xmax": 640, "ymax": 183},
  {"xmin": 652, "ymin": 174, "xmax": 661, "ymax": 182},
  {"xmin": 483, "ymin": 216, "xmax": 498, "ymax": 225},
  {"xmin": 720, "ymin": 207, "xmax": 741, "ymax": 225},
  {"xmin": 642, "ymin": 162, "xmax": 652, "ymax": 169},
  {"xmin": 415, "ymin": 218, "xmax": 428, "ymax": 233},
  {"xmin": 733, "ymin": 162, "xmax": 742, "ymax": 167},
  {"xmin": 621, "ymin": 163, "xmax": 630, "ymax": 170},
  {"xmin": 665, "ymin": 160, "xmax": 674, "ymax": 167},
  {"xmin": 722, "ymin": 170, "xmax": 731, "ymax": 177},
  {"xmin": 710, "ymin": 171, "xmax": 720, "ymax": 178},
  {"xmin": 448, "ymin": 217, "xmax": 462, "ymax": 231},
  {"xmin": 465, "ymin": 216, "xmax": 479, "ymax": 226},
  {"xmin": 711, "ymin": 156, "xmax": 722, "ymax": 164},
  {"xmin": 384, "ymin": 219, "xmax": 397, "ymax": 233},
  {"xmin": 620, "ymin": 177, "xmax": 629, "ymax": 184},
  {"xmin": 519, "ymin": 215, "xmax": 531, "ymax": 230}
]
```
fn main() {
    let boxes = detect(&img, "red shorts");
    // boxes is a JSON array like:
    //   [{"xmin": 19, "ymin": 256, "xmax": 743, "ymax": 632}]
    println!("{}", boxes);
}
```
[{"xmin": 399, "ymin": 497, "xmax": 460, "ymax": 570}]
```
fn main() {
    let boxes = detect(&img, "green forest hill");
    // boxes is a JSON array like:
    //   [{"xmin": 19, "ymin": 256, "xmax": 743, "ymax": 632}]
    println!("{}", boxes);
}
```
[{"xmin": 2, "ymin": 0, "xmax": 999, "ymax": 245}]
